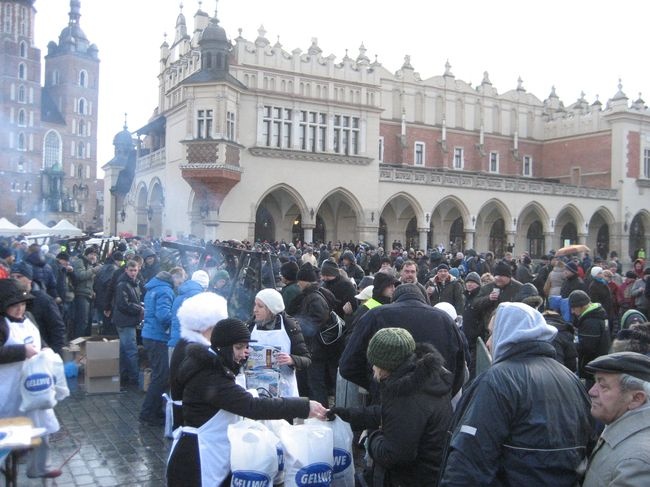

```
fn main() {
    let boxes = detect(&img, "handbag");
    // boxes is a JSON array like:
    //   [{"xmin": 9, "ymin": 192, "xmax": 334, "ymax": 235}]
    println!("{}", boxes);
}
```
[{"xmin": 319, "ymin": 311, "xmax": 345, "ymax": 345}]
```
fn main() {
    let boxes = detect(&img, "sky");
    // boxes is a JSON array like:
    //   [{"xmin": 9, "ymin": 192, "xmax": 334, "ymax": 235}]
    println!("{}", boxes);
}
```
[{"xmin": 34, "ymin": 0, "xmax": 650, "ymax": 176}]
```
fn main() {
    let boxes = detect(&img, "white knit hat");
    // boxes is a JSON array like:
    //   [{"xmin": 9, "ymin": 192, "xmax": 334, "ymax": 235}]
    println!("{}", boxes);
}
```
[
  {"xmin": 178, "ymin": 292, "xmax": 228, "ymax": 332},
  {"xmin": 255, "ymin": 288, "xmax": 285, "ymax": 315},
  {"xmin": 191, "ymin": 270, "xmax": 210, "ymax": 289},
  {"xmin": 590, "ymin": 266, "xmax": 603, "ymax": 278}
]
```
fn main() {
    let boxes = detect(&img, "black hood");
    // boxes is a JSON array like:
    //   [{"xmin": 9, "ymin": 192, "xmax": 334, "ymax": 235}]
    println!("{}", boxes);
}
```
[
  {"xmin": 393, "ymin": 283, "xmax": 426, "ymax": 303},
  {"xmin": 380, "ymin": 342, "xmax": 452, "ymax": 400}
]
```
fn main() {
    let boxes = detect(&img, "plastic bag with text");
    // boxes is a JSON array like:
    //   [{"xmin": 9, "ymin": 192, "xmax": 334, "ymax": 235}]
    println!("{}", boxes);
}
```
[
  {"xmin": 228, "ymin": 419, "xmax": 279, "ymax": 487},
  {"xmin": 42, "ymin": 349, "xmax": 69, "ymax": 401},
  {"xmin": 19, "ymin": 352, "xmax": 57, "ymax": 412},
  {"xmin": 278, "ymin": 422, "xmax": 333, "ymax": 487},
  {"xmin": 259, "ymin": 419, "xmax": 291, "ymax": 485},
  {"xmin": 313, "ymin": 417, "xmax": 355, "ymax": 487}
]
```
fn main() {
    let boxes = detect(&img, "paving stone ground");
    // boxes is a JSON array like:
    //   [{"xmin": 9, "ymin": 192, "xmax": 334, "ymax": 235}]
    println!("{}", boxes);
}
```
[{"xmin": 16, "ymin": 378, "xmax": 170, "ymax": 487}]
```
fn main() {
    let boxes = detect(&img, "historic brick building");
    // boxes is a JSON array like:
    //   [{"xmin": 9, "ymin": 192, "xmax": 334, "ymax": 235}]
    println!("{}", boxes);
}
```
[
  {"xmin": 0, "ymin": 0, "xmax": 102, "ymax": 231},
  {"xmin": 106, "ymin": 3, "xmax": 649, "ymax": 263}
]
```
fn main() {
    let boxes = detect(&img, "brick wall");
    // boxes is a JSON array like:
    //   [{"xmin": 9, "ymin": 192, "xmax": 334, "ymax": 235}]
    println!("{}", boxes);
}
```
[{"xmin": 627, "ymin": 131, "xmax": 640, "ymax": 179}]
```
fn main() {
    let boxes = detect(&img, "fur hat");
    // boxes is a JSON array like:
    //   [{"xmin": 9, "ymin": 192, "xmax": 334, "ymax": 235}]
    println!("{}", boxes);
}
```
[
  {"xmin": 372, "ymin": 271, "xmax": 398, "ymax": 298},
  {"xmin": 0, "ymin": 278, "xmax": 34, "ymax": 314},
  {"xmin": 493, "ymin": 261, "xmax": 512, "ymax": 277},
  {"xmin": 568, "ymin": 290, "xmax": 590, "ymax": 308},
  {"xmin": 280, "ymin": 261, "xmax": 299, "ymax": 282},
  {"xmin": 211, "ymin": 318, "xmax": 256, "ymax": 349},
  {"xmin": 297, "ymin": 263, "xmax": 318, "ymax": 282},
  {"xmin": 366, "ymin": 327, "xmax": 415, "ymax": 372},
  {"xmin": 191, "ymin": 270, "xmax": 210, "ymax": 289},
  {"xmin": 320, "ymin": 259, "xmax": 340, "ymax": 277},
  {"xmin": 255, "ymin": 288, "xmax": 285, "ymax": 315},
  {"xmin": 178, "ymin": 292, "xmax": 228, "ymax": 333}
]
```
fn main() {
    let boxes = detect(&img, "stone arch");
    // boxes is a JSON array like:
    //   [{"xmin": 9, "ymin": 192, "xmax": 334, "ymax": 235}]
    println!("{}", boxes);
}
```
[
  {"xmin": 148, "ymin": 179, "xmax": 165, "ymax": 237},
  {"xmin": 475, "ymin": 198, "xmax": 512, "ymax": 257},
  {"xmin": 629, "ymin": 210, "xmax": 650, "ymax": 260},
  {"xmin": 555, "ymin": 204, "xmax": 585, "ymax": 247},
  {"xmin": 516, "ymin": 201, "xmax": 549, "ymax": 258},
  {"xmin": 255, "ymin": 184, "xmax": 309, "ymax": 243},
  {"xmin": 315, "ymin": 187, "xmax": 364, "ymax": 243},
  {"xmin": 587, "ymin": 206, "xmax": 616, "ymax": 259},
  {"xmin": 430, "ymin": 196, "xmax": 471, "ymax": 252},
  {"xmin": 379, "ymin": 192, "xmax": 424, "ymax": 250}
]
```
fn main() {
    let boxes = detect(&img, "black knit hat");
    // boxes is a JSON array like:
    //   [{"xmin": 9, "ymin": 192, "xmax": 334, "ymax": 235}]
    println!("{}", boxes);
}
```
[
  {"xmin": 320, "ymin": 259, "xmax": 340, "ymax": 277},
  {"xmin": 111, "ymin": 251, "xmax": 124, "ymax": 262},
  {"xmin": 10, "ymin": 261, "xmax": 33, "ymax": 280},
  {"xmin": 465, "ymin": 272, "xmax": 481, "ymax": 285},
  {"xmin": 568, "ymin": 290, "xmax": 590, "ymax": 308},
  {"xmin": 211, "ymin": 318, "xmax": 256, "ymax": 349},
  {"xmin": 493, "ymin": 261, "xmax": 512, "ymax": 277},
  {"xmin": 625, "ymin": 271, "xmax": 637, "ymax": 279},
  {"xmin": 0, "ymin": 246, "xmax": 12, "ymax": 260},
  {"xmin": 436, "ymin": 263, "xmax": 450, "ymax": 272},
  {"xmin": 0, "ymin": 278, "xmax": 34, "ymax": 314},
  {"xmin": 84, "ymin": 246, "xmax": 98, "ymax": 256},
  {"xmin": 565, "ymin": 261, "xmax": 579, "ymax": 274},
  {"xmin": 280, "ymin": 261, "xmax": 299, "ymax": 281},
  {"xmin": 296, "ymin": 263, "xmax": 318, "ymax": 282},
  {"xmin": 367, "ymin": 327, "xmax": 415, "ymax": 372},
  {"xmin": 56, "ymin": 252, "xmax": 70, "ymax": 261}
]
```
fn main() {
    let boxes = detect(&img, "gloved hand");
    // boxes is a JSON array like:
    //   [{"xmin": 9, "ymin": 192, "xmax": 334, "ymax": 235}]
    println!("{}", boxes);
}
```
[{"xmin": 326, "ymin": 407, "xmax": 350, "ymax": 422}]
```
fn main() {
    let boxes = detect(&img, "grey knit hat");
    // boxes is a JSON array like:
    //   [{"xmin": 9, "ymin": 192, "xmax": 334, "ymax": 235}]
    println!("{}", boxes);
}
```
[
  {"xmin": 367, "ymin": 327, "xmax": 416, "ymax": 372},
  {"xmin": 320, "ymin": 259, "xmax": 340, "ymax": 277},
  {"xmin": 568, "ymin": 290, "xmax": 590, "ymax": 308}
]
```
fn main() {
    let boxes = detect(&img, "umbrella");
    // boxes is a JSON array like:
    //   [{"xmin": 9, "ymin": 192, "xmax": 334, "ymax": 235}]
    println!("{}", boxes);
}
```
[{"xmin": 555, "ymin": 244, "xmax": 590, "ymax": 257}]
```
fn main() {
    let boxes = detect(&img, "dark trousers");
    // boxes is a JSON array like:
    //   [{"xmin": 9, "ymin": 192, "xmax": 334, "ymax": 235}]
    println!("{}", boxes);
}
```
[
  {"xmin": 308, "ymin": 355, "xmax": 339, "ymax": 408},
  {"xmin": 140, "ymin": 339, "xmax": 169, "ymax": 422},
  {"xmin": 73, "ymin": 296, "xmax": 92, "ymax": 338}
]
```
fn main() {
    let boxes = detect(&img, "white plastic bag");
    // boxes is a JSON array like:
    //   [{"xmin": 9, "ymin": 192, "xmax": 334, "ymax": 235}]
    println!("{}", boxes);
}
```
[
  {"xmin": 228, "ymin": 420, "xmax": 279, "ymax": 487},
  {"xmin": 316, "ymin": 418, "xmax": 355, "ymax": 487},
  {"xmin": 278, "ymin": 422, "xmax": 333, "ymax": 487},
  {"xmin": 19, "ymin": 352, "xmax": 57, "ymax": 412},
  {"xmin": 162, "ymin": 393, "xmax": 182, "ymax": 439},
  {"xmin": 260, "ymin": 419, "xmax": 291, "ymax": 485},
  {"xmin": 42, "ymin": 349, "xmax": 69, "ymax": 401}
]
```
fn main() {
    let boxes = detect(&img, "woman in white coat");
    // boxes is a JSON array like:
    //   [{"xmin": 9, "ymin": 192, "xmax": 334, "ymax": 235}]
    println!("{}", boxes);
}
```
[{"xmin": 0, "ymin": 278, "xmax": 61, "ymax": 479}]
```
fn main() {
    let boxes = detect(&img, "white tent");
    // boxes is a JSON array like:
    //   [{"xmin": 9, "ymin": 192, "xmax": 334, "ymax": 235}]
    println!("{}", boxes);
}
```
[
  {"xmin": 19, "ymin": 218, "xmax": 51, "ymax": 234},
  {"xmin": 0, "ymin": 217, "xmax": 21, "ymax": 236},
  {"xmin": 51, "ymin": 219, "xmax": 83, "ymax": 236}
]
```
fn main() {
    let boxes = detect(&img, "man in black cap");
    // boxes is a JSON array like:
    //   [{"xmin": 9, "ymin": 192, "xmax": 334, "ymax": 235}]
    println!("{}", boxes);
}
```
[
  {"xmin": 279, "ymin": 261, "xmax": 300, "ymax": 309},
  {"xmin": 582, "ymin": 352, "xmax": 650, "ymax": 486},
  {"xmin": 561, "ymin": 260, "xmax": 586, "ymax": 298},
  {"xmin": 473, "ymin": 260, "xmax": 523, "ymax": 324},
  {"xmin": 569, "ymin": 289, "xmax": 610, "ymax": 389},
  {"xmin": 10, "ymin": 261, "xmax": 66, "ymax": 355}
]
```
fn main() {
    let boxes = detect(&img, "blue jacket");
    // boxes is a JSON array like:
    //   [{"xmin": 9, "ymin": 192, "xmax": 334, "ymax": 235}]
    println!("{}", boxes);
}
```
[
  {"xmin": 141, "ymin": 273, "xmax": 175, "ymax": 343},
  {"xmin": 167, "ymin": 280, "xmax": 206, "ymax": 347}
]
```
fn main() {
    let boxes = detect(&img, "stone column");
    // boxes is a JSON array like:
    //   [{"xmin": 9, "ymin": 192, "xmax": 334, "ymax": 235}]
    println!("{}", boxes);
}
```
[
  {"xmin": 465, "ymin": 230, "xmax": 475, "ymax": 250},
  {"xmin": 544, "ymin": 232, "xmax": 555, "ymax": 254},
  {"xmin": 302, "ymin": 225, "xmax": 315, "ymax": 245},
  {"xmin": 418, "ymin": 228, "xmax": 429, "ymax": 252}
]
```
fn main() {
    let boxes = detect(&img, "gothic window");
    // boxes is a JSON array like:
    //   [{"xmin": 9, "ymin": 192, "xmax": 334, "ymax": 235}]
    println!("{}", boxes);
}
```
[
  {"xmin": 196, "ymin": 109, "xmax": 213, "ymax": 139},
  {"xmin": 3, "ymin": 4, "xmax": 11, "ymax": 33},
  {"xmin": 79, "ymin": 70, "xmax": 87, "ymax": 87},
  {"xmin": 19, "ymin": 41, "xmax": 27, "ymax": 58},
  {"xmin": 18, "ymin": 63, "xmax": 26, "ymax": 80},
  {"xmin": 77, "ymin": 142, "xmax": 85, "ymax": 158},
  {"xmin": 18, "ymin": 85, "xmax": 25, "ymax": 102},
  {"xmin": 43, "ymin": 130, "xmax": 62, "ymax": 169},
  {"xmin": 17, "ymin": 133, "xmax": 26, "ymax": 151},
  {"xmin": 78, "ymin": 119, "xmax": 85, "ymax": 136},
  {"xmin": 78, "ymin": 98, "xmax": 86, "ymax": 115},
  {"xmin": 77, "ymin": 164, "xmax": 84, "ymax": 179},
  {"xmin": 19, "ymin": 7, "xmax": 27, "ymax": 36},
  {"xmin": 17, "ymin": 109, "xmax": 26, "ymax": 126}
]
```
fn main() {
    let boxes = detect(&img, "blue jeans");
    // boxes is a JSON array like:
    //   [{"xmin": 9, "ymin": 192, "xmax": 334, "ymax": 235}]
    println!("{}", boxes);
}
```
[
  {"xmin": 117, "ymin": 326, "xmax": 139, "ymax": 384},
  {"xmin": 140, "ymin": 339, "xmax": 169, "ymax": 422}
]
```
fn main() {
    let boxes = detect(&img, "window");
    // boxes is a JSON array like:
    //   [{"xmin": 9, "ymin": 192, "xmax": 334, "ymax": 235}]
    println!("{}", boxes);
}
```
[
  {"xmin": 17, "ymin": 158, "xmax": 24, "ymax": 172},
  {"xmin": 299, "ymin": 111, "xmax": 327, "ymax": 152},
  {"xmin": 197, "ymin": 109, "xmax": 213, "ymax": 139},
  {"xmin": 18, "ymin": 63, "xmax": 26, "ymax": 80},
  {"xmin": 523, "ymin": 155, "xmax": 533, "ymax": 177},
  {"xmin": 453, "ymin": 147, "xmax": 464, "ymax": 169},
  {"xmin": 413, "ymin": 142, "xmax": 425, "ymax": 166},
  {"xmin": 489, "ymin": 151, "xmax": 499, "ymax": 173},
  {"xmin": 17, "ymin": 133, "xmax": 26, "ymax": 151},
  {"xmin": 17, "ymin": 109, "xmax": 26, "ymax": 126},
  {"xmin": 19, "ymin": 41, "xmax": 27, "ymax": 58},
  {"xmin": 333, "ymin": 115, "xmax": 359, "ymax": 155},
  {"xmin": 11, "ymin": 181, "xmax": 17, "ymax": 192},
  {"xmin": 78, "ymin": 119, "xmax": 85, "ymax": 136},
  {"xmin": 77, "ymin": 142, "xmax": 85, "ymax": 158},
  {"xmin": 78, "ymin": 98, "xmax": 86, "ymax": 115},
  {"xmin": 77, "ymin": 165, "xmax": 84, "ymax": 179},
  {"xmin": 3, "ymin": 4, "xmax": 11, "ymax": 33},
  {"xmin": 643, "ymin": 148, "xmax": 650, "ymax": 179},
  {"xmin": 262, "ymin": 106, "xmax": 292, "ymax": 149},
  {"xmin": 79, "ymin": 70, "xmax": 87, "ymax": 87},
  {"xmin": 19, "ymin": 6, "xmax": 27, "ymax": 36},
  {"xmin": 43, "ymin": 130, "xmax": 62, "ymax": 169},
  {"xmin": 226, "ymin": 111, "xmax": 236, "ymax": 141},
  {"xmin": 18, "ymin": 85, "xmax": 25, "ymax": 103},
  {"xmin": 50, "ymin": 70, "xmax": 59, "ymax": 86},
  {"xmin": 86, "ymin": 165, "xmax": 90, "ymax": 179},
  {"xmin": 378, "ymin": 136, "xmax": 384, "ymax": 162}
]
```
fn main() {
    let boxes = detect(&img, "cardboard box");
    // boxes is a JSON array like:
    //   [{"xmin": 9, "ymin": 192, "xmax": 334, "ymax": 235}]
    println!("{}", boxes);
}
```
[{"xmin": 85, "ymin": 375, "xmax": 120, "ymax": 394}]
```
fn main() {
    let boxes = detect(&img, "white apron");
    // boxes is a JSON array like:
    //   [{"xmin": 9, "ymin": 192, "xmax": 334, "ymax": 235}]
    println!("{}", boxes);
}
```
[
  {"xmin": 0, "ymin": 317, "xmax": 59, "ymax": 434},
  {"xmin": 168, "ymin": 409, "xmax": 241, "ymax": 486},
  {"xmin": 249, "ymin": 315, "xmax": 299, "ymax": 397}
]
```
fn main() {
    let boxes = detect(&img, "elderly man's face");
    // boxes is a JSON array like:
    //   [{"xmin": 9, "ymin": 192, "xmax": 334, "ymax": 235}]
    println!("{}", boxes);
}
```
[
  {"xmin": 493, "ymin": 275, "xmax": 511, "ymax": 288},
  {"xmin": 588, "ymin": 373, "xmax": 637, "ymax": 424},
  {"xmin": 400, "ymin": 264, "xmax": 417, "ymax": 283}
]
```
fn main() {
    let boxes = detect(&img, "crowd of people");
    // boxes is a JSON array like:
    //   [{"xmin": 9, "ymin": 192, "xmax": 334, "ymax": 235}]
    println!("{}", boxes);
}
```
[{"xmin": 1, "ymin": 234, "xmax": 650, "ymax": 485}]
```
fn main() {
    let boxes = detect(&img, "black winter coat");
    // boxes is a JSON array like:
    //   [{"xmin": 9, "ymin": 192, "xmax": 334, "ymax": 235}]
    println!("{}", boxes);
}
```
[
  {"xmin": 322, "ymin": 275, "xmax": 358, "ymax": 317},
  {"xmin": 28, "ymin": 287, "xmax": 66, "ymax": 355},
  {"xmin": 112, "ymin": 272, "xmax": 143, "ymax": 328},
  {"xmin": 439, "ymin": 341, "xmax": 593, "ymax": 487},
  {"xmin": 461, "ymin": 287, "xmax": 484, "ymax": 344},
  {"xmin": 0, "ymin": 318, "xmax": 27, "ymax": 364},
  {"xmin": 574, "ymin": 303, "xmax": 611, "ymax": 383},
  {"xmin": 427, "ymin": 277, "xmax": 465, "ymax": 316},
  {"xmin": 473, "ymin": 279, "xmax": 523, "ymax": 325},
  {"xmin": 340, "ymin": 286, "xmax": 465, "ymax": 396},
  {"xmin": 340, "ymin": 344, "xmax": 452, "ymax": 486},
  {"xmin": 560, "ymin": 274, "xmax": 586, "ymax": 298},
  {"xmin": 588, "ymin": 279, "xmax": 614, "ymax": 321},
  {"xmin": 543, "ymin": 311, "xmax": 578, "ymax": 372},
  {"xmin": 176, "ymin": 344, "xmax": 310, "ymax": 427}
]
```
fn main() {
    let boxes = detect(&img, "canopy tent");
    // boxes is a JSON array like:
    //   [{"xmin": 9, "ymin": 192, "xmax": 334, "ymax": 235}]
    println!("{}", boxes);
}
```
[
  {"xmin": 0, "ymin": 217, "xmax": 21, "ymax": 236},
  {"xmin": 19, "ymin": 218, "xmax": 51, "ymax": 234},
  {"xmin": 51, "ymin": 218, "xmax": 83, "ymax": 236}
]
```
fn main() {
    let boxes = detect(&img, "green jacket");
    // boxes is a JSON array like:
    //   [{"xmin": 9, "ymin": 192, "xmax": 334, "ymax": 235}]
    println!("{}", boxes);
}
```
[{"xmin": 72, "ymin": 255, "xmax": 96, "ymax": 298}]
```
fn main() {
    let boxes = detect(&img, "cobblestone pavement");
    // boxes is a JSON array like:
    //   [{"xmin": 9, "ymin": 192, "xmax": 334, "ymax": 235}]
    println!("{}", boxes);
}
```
[{"xmin": 16, "ymin": 379, "xmax": 170, "ymax": 487}]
